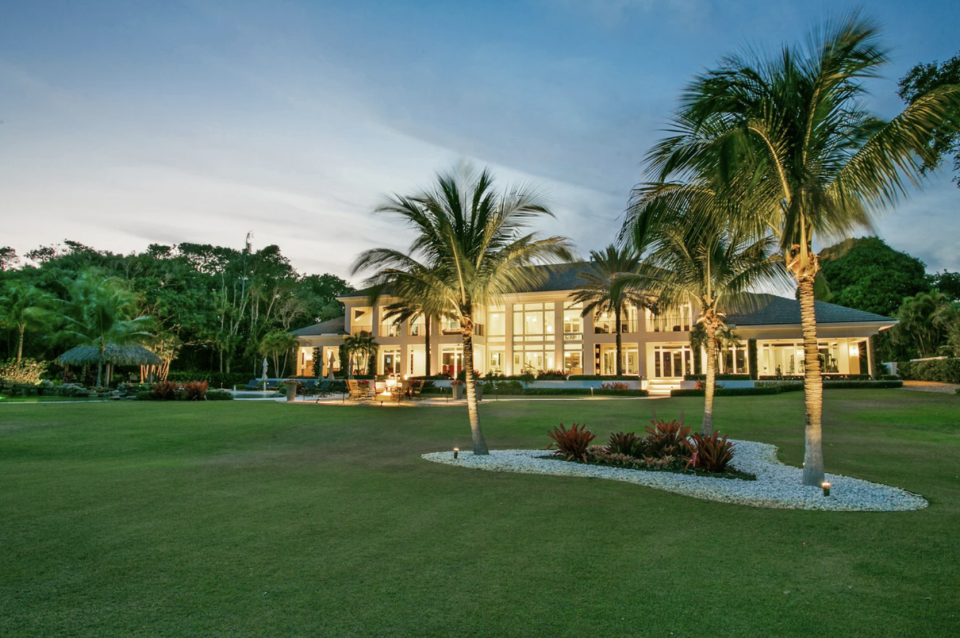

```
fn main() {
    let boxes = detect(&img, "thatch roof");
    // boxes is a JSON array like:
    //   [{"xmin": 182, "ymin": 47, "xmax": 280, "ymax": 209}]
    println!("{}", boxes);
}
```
[{"xmin": 58, "ymin": 344, "xmax": 162, "ymax": 366}]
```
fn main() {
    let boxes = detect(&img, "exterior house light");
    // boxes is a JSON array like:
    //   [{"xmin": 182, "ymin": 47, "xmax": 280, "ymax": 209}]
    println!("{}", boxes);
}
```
[{"xmin": 849, "ymin": 344, "xmax": 859, "ymax": 357}]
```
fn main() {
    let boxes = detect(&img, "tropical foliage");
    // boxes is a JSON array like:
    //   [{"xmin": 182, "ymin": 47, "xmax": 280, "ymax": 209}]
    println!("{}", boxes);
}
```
[
  {"xmin": 59, "ymin": 272, "xmax": 154, "ymax": 387},
  {"xmin": 352, "ymin": 166, "xmax": 572, "ymax": 454},
  {"xmin": 898, "ymin": 50, "xmax": 960, "ymax": 186},
  {"xmin": 625, "ymin": 192, "xmax": 785, "ymax": 435},
  {"xmin": 638, "ymin": 14, "xmax": 960, "ymax": 485},
  {"xmin": 0, "ymin": 238, "xmax": 353, "ymax": 382},
  {"xmin": 570, "ymin": 245, "xmax": 655, "ymax": 376}
]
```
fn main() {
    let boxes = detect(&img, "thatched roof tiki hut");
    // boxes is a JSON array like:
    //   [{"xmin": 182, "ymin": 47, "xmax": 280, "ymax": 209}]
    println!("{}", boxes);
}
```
[{"xmin": 58, "ymin": 344, "xmax": 162, "ymax": 386}]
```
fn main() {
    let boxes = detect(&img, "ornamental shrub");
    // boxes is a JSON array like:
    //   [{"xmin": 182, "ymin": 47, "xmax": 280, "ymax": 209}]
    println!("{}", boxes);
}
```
[
  {"xmin": 0, "ymin": 358, "xmax": 48, "ymax": 385},
  {"xmin": 547, "ymin": 423, "xmax": 595, "ymax": 462},
  {"xmin": 898, "ymin": 358, "xmax": 960, "ymax": 384}
]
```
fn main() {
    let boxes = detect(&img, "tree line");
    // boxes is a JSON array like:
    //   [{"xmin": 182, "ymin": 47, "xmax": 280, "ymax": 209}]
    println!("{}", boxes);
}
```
[{"xmin": 0, "ymin": 236, "xmax": 352, "ymax": 384}]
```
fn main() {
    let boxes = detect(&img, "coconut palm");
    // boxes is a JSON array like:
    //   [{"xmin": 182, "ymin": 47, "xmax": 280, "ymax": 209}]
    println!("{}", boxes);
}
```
[
  {"xmin": 626, "ymin": 200, "xmax": 786, "ymax": 435},
  {"xmin": 59, "ymin": 272, "xmax": 153, "ymax": 387},
  {"xmin": 342, "ymin": 333, "xmax": 379, "ymax": 376},
  {"xmin": 642, "ymin": 14, "xmax": 960, "ymax": 484},
  {"xmin": 352, "ymin": 166, "xmax": 572, "ymax": 455},
  {"xmin": 258, "ymin": 331, "xmax": 299, "ymax": 377},
  {"xmin": 570, "ymin": 245, "xmax": 656, "ymax": 377},
  {"xmin": 0, "ymin": 282, "xmax": 56, "ymax": 366}
]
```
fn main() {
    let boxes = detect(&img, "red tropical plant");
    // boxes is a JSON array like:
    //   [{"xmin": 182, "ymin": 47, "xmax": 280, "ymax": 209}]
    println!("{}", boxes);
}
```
[
  {"xmin": 181, "ymin": 381, "xmax": 209, "ymax": 401},
  {"xmin": 686, "ymin": 431, "xmax": 735, "ymax": 472},
  {"xmin": 547, "ymin": 423, "xmax": 595, "ymax": 462},
  {"xmin": 644, "ymin": 411, "xmax": 692, "ymax": 458},
  {"xmin": 150, "ymin": 381, "xmax": 179, "ymax": 400},
  {"xmin": 607, "ymin": 431, "xmax": 647, "ymax": 458}
]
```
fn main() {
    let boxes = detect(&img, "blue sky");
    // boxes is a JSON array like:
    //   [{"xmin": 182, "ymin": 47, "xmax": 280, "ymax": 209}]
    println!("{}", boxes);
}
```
[{"xmin": 1, "ymin": 0, "xmax": 958, "ymax": 282}]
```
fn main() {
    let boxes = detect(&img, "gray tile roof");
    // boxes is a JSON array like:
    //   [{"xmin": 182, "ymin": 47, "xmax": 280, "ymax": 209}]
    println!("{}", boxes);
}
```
[
  {"xmin": 724, "ymin": 294, "xmax": 894, "ymax": 326},
  {"xmin": 340, "ymin": 263, "xmax": 590, "ymax": 299},
  {"xmin": 336, "ymin": 264, "xmax": 895, "ymax": 328},
  {"xmin": 289, "ymin": 315, "xmax": 347, "ymax": 337}
]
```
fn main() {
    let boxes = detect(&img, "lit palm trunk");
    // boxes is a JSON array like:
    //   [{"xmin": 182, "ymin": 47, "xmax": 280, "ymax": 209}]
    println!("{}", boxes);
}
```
[
  {"xmin": 702, "ymin": 317, "xmax": 718, "ymax": 436},
  {"xmin": 798, "ymin": 274, "xmax": 825, "ymax": 485}
]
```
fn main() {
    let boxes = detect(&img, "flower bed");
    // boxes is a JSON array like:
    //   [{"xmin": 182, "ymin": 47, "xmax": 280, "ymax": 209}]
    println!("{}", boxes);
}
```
[{"xmin": 422, "ymin": 442, "xmax": 928, "ymax": 511}]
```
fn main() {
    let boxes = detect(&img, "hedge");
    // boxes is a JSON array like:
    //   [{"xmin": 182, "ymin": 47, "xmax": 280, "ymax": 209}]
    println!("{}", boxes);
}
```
[
  {"xmin": 671, "ymin": 387, "xmax": 784, "ymax": 397},
  {"xmin": 757, "ymin": 374, "xmax": 873, "ymax": 381},
  {"xmin": 567, "ymin": 375, "xmax": 640, "ymax": 381},
  {"xmin": 684, "ymin": 374, "xmax": 751, "ymax": 381},
  {"xmin": 673, "ymin": 380, "xmax": 902, "ymax": 397},
  {"xmin": 426, "ymin": 387, "xmax": 649, "ymax": 397},
  {"xmin": 166, "ymin": 371, "xmax": 250, "ymax": 387},
  {"xmin": 898, "ymin": 359, "xmax": 960, "ymax": 384}
]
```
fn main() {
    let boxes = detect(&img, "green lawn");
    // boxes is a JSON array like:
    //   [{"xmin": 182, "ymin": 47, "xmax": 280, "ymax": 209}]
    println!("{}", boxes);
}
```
[{"xmin": 2, "ymin": 391, "xmax": 959, "ymax": 637}]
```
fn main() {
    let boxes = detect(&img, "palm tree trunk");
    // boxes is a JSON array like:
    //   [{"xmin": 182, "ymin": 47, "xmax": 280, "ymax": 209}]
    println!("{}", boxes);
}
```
[
  {"xmin": 615, "ymin": 310, "xmax": 623, "ymax": 376},
  {"xmin": 462, "ymin": 329, "xmax": 489, "ymax": 455},
  {"xmin": 702, "ymin": 318, "xmax": 718, "ymax": 436},
  {"xmin": 96, "ymin": 359, "xmax": 103, "ymax": 388},
  {"xmin": 798, "ymin": 275, "xmax": 825, "ymax": 486},
  {"xmin": 424, "ymin": 315, "xmax": 431, "ymax": 377},
  {"xmin": 17, "ymin": 326, "xmax": 24, "ymax": 366}
]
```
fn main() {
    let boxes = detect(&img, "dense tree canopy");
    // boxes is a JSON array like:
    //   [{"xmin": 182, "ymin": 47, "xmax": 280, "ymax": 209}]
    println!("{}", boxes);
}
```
[
  {"xmin": 819, "ymin": 237, "xmax": 930, "ymax": 317},
  {"xmin": 899, "ymin": 51, "xmax": 960, "ymax": 187},
  {"xmin": 0, "ymin": 239, "xmax": 353, "ymax": 379}
]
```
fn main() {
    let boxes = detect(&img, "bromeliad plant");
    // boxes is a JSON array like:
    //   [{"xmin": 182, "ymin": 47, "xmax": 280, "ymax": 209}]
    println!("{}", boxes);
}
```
[
  {"xmin": 546, "ymin": 412, "xmax": 750, "ymax": 479},
  {"xmin": 607, "ymin": 431, "xmax": 647, "ymax": 458},
  {"xmin": 685, "ymin": 431, "xmax": 735, "ymax": 473},
  {"xmin": 547, "ymin": 423, "xmax": 595, "ymax": 462},
  {"xmin": 644, "ymin": 411, "xmax": 692, "ymax": 459}
]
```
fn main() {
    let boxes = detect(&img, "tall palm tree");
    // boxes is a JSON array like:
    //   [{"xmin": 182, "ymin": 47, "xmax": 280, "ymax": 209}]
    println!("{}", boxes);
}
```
[
  {"xmin": 352, "ymin": 166, "xmax": 572, "ymax": 455},
  {"xmin": 642, "ymin": 14, "xmax": 960, "ymax": 484},
  {"xmin": 380, "ymin": 299, "xmax": 435, "ymax": 377},
  {"xmin": 60, "ymin": 272, "xmax": 153, "ymax": 387},
  {"xmin": 625, "ymin": 199, "xmax": 786, "ymax": 435},
  {"xmin": 569, "ymin": 245, "xmax": 655, "ymax": 377},
  {"xmin": 0, "ymin": 282, "xmax": 55, "ymax": 366}
]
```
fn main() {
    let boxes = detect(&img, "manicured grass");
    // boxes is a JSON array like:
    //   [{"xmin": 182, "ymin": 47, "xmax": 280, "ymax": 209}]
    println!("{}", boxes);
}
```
[{"xmin": 2, "ymin": 391, "xmax": 959, "ymax": 636}]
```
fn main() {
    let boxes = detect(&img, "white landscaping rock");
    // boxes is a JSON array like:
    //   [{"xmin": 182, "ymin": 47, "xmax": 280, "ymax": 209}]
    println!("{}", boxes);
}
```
[{"xmin": 422, "ymin": 440, "xmax": 928, "ymax": 512}]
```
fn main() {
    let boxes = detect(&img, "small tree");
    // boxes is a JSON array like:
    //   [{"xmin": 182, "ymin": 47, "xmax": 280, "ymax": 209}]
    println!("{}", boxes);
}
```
[
  {"xmin": 343, "ymin": 333, "xmax": 378, "ymax": 376},
  {"xmin": 59, "ymin": 272, "xmax": 153, "ymax": 387},
  {"xmin": 259, "ymin": 331, "xmax": 299, "ymax": 377},
  {"xmin": 0, "ymin": 282, "xmax": 56, "ymax": 366},
  {"xmin": 570, "ymin": 245, "xmax": 656, "ymax": 376}
]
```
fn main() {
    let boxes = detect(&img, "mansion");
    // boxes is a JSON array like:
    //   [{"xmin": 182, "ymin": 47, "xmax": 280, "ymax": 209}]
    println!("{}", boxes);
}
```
[{"xmin": 291, "ymin": 264, "xmax": 895, "ymax": 390}]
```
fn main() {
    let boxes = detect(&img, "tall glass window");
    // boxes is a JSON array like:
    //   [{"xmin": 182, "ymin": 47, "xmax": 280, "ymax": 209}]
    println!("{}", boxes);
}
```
[
  {"xmin": 512, "ymin": 303, "xmax": 555, "ymax": 342},
  {"xmin": 563, "ymin": 302, "xmax": 582, "ymax": 340},
  {"xmin": 488, "ymin": 306, "xmax": 505, "ymax": 343},
  {"xmin": 646, "ymin": 304, "xmax": 693, "ymax": 332},
  {"xmin": 380, "ymin": 307, "xmax": 400, "ymax": 337}
]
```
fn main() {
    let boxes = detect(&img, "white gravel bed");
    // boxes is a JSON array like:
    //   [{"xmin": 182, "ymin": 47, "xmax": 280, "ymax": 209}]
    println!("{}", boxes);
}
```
[{"xmin": 422, "ymin": 440, "xmax": 928, "ymax": 511}]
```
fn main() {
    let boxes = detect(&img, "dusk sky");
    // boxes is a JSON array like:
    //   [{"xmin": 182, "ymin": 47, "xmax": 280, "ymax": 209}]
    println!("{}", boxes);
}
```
[{"xmin": 2, "ymin": 0, "xmax": 958, "ymax": 284}]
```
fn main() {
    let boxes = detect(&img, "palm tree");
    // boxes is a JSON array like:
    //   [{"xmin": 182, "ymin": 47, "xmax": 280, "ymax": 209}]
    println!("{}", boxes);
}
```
[
  {"xmin": 60, "ymin": 272, "xmax": 153, "ymax": 387},
  {"xmin": 625, "ymin": 201, "xmax": 786, "ymax": 435},
  {"xmin": 352, "ymin": 166, "xmax": 572, "ymax": 455},
  {"xmin": 380, "ymin": 299, "xmax": 435, "ymax": 377},
  {"xmin": 570, "ymin": 245, "xmax": 655, "ymax": 377},
  {"xmin": 642, "ymin": 14, "xmax": 960, "ymax": 485},
  {"xmin": 258, "ymin": 331, "xmax": 299, "ymax": 377},
  {"xmin": 343, "ymin": 333, "xmax": 378, "ymax": 376},
  {"xmin": 0, "ymin": 282, "xmax": 55, "ymax": 366}
]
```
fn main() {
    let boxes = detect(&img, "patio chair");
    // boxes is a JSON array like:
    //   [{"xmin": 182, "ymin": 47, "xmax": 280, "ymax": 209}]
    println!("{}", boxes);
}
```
[
  {"xmin": 314, "ymin": 379, "xmax": 333, "ymax": 403},
  {"xmin": 409, "ymin": 379, "xmax": 425, "ymax": 401},
  {"xmin": 346, "ymin": 379, "xmax": 367, "ymax": 402}
]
